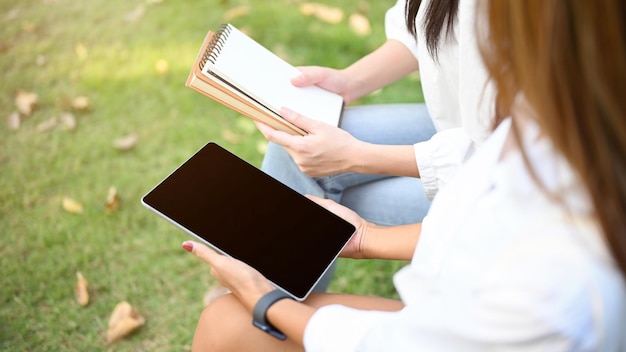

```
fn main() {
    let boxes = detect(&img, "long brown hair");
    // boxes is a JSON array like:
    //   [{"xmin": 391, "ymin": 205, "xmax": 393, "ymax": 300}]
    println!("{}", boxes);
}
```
[
  {"xmin": 478, "ymin": 0, "xmax": 626, "ymax": 276},
  {"xmin": 405, "ymin": 0, "xmax": 459, "ymax": 58}
]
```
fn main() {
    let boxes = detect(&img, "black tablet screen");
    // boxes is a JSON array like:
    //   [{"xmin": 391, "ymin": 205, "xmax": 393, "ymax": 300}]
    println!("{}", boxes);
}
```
[{"xmin": 142, "ymin": 142, "xmax": 355, "ymax": 300}]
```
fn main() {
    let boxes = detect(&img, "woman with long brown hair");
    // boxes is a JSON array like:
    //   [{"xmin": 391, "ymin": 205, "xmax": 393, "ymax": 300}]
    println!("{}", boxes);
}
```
[{"xmin": 182, "ymin": 1, "xmax": 626, "ymax": 350}]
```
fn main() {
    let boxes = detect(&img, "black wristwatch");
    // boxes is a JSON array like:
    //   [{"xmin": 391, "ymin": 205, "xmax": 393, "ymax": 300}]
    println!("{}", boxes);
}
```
[{"xmin": 252, "ymin": 289, "xmax": 293, "ymax": 340}]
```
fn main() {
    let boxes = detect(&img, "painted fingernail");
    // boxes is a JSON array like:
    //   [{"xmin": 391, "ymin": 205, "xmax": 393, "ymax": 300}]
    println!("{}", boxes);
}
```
[{"xmin": 182, "ymin": 241, "xmax": 193, "ymax": 252}]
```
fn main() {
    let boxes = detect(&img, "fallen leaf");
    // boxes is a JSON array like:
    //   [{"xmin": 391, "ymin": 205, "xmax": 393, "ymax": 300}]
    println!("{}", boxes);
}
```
[
  {"xmin": 222, "ymin": 129, "xmax": 244, "ymax": 144},
  {"xmin": 112, "ymin": 133, "xmax": 138, "ymax": 151},
  {"xmin": 155, "ymin": 59, "xmax": 168, "ymax": 75},
  {"xmin": 300, "ymin": 3, "xmax": 344, "ymax": 24},
  {"xmin": 62, "ymin": 196, "xmax": 83, "ymax": 214},
  {"xmin": 349, "ymin": 13, "xmax": 371, "ymax": 36},
  {"xmin": 104, "ymin": 186, "xmax": 119, "ymax": 213},
  {"xmin": 6, "ymin": 112, "xmax": 20, "ymax": 130},
  {"xmin": 223, "ymin": 5, "xmax": 249, "ymax": 22},
  {"xmin": 4, "ymin": 9, "xmax": 19, "ymax": 21},
  {"xmin": 75, "ymin": 271, "xmax": 89, "ymax": 307},
  {"xmin": 15, "ymin": 90, "xmax": 38, "ymax": 116},
  {"xmin": 21, "ymin": 21, "xmax": 37, "ymax": 33},
  {"xmin": 106, "ymin": 301, "xmax": 145, "ymax": 344},
  {"xmin": 35, "ymin": 117, "xmax": 58, "ymax": 133},
  {"xmin": 74, "ymin": 42, "xmax": 88, "ymax": 61},
  {"xmin": 35, "ymin": 55, "xmax": 47, "ymax": 66},
  {"xmin": 59, "ymin": 112, "xmax": 77, "ymax": 130},
  {"xmin": 124, "ymin": 5, "xmax": 145, "ymax": 23},
  {"xmin": 71, "ymin": 96, "xmax": 90, "ymax": 111}
]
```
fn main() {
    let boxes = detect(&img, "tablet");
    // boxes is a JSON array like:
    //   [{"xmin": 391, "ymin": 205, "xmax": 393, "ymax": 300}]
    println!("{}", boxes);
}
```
[{"xmin": 141, "ymin": 142, "xmax": 356, "ymax": 301}]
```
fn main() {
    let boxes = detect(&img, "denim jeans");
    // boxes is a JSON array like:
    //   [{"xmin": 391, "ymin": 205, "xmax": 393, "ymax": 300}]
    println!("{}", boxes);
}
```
[{"xmin": 260, "ymin": 103, "xmax": 436, "ymax": 291}]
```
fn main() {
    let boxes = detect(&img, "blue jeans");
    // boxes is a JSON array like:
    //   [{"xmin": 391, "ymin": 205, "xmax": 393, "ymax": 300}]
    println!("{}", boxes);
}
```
[{"xmin": 260, "ymin": 104, "xmax": 436, "ymax": 291}]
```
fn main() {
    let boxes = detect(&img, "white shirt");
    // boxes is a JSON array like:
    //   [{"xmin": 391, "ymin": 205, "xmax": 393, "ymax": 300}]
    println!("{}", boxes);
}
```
[
  {"xmin": 385, "ymin": 0, "xmax": 495, "ymax": 199},
  {"xmin": 303, "ymin": 119, "xmax": 626, "ymax": 351}
]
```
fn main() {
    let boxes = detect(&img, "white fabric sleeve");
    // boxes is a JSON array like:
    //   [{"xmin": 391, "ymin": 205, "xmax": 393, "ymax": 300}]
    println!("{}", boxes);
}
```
[
  {"xmin": 302, "ymin": 252, "xmax": 604, "ymax": 351},
  {"xmin": 303, "ymin": 304, "xmax": 395, "ymax": 352},
  {"xmin": 384, "ymin": 0, "xmax": 419, "ymax": 60},
  {"xmin": 413, "ymin": 127, "xmax": 473, "ymax": 199}
]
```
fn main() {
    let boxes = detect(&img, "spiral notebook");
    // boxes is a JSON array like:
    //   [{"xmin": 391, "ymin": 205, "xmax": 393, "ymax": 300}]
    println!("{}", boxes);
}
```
[{"xmin": 186, "ymin": 23, "xmax": 344, "ymax": 135}]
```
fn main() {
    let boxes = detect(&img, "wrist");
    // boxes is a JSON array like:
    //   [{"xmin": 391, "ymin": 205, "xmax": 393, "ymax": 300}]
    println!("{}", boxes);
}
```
[
  {"xmin": 252, "ymin": 289, "xmax": 294, "ymax": 340},
  {"xmin": 242, "ymin": 282, "xmax": 276, "ymax": 312},
  {"xmin": 350, "ymin": 141, "xmax": 372, "ymax": 174}
]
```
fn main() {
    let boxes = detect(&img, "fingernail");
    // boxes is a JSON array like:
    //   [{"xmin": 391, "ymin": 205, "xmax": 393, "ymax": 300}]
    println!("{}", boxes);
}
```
[{"xmin": 182, "ymin": 241, "xmax": 193, "ymax": 252}]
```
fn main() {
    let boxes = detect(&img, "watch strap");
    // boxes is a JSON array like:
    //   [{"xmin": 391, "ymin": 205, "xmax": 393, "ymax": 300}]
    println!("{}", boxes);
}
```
[{"xmin": 252, "ymin": 289, "xmax": 292, "ymax": 340}]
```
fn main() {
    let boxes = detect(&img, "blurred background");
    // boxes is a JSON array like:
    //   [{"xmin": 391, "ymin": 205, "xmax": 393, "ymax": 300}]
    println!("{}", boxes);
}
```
[{"xmin": 0, "ymin": 0, "xmax": 422, "ymax": 350}]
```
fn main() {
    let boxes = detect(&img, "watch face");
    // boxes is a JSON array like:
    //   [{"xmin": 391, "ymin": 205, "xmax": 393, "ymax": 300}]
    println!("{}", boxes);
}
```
[{"xmin": 142, "ymin": 142, "xmax": 356, "ymax": 300}]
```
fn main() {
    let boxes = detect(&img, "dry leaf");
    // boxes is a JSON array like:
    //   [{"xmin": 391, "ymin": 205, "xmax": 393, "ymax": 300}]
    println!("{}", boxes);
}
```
[
  {"xmin": 62, "ymin": 196, "xmax": 83, "ymax": 214},
  {"xmin": 155, "ymin": 59, "xmax": 168, "ymax": 75},
  {"xmin": 124, "ymin": 5, "xmax": 145, "ymax": 23},
  {"xmin": 104, "ymin": 186, "xmax": 119, "ymax": 213},
  {"xmin": 4, "ymin": 9, "xmax": 19, "ymax": 21},
  {"xmin": 223, "ymin": 5, "xmax": 249, "ymax": 22},
  {"xmin": 300, "ymin": 3, "xmax": 344, "ymax": 24},
  {"xmin": 6, "ymin": 112, "xmax": 20, "ymax": 130},
  {"xmin": 36, "ymin": 55, "xmax": 47, "ymax": 66},
  {"xmin": 222, "ymin": 129, "xmax": 244, "ymax": 144},
  {"xmin": 74, "ymin": 42, "xmax": 88, "ymax": 61},
  {"xmin": 59, "ymin": 112, "xmax": 77, "ymax": 130},
  {"xmin": 35, "ymin": 117, "xmax": 58, "ymax": 133},
  {"xmin": 112, "ymin": 133, "xmax": 138, "ymax": 151},
  {"xmin": 15, "ymin": 90, "xmax": 38, "ymax": 116},
  {"xmin": 21, "ymin": 21, "xmax": 37, "ymax": 33},
  {"xmin": 75, "ymin": 271, "xmax": 89, "ymax": 307},
  {"xmin": 349, "ymin": 13, "xmax": 371, "ymax": 36},
  {"xmin": 71, "ymin": 96, "xmax": 90, "ymax": 111},
  {"xmin": 106, "ymin": 301, "xmax": 145, "ymax": 344},
  {"xmin": 203, "ymin": 284, "xmax": 230, "ymax": 307}
]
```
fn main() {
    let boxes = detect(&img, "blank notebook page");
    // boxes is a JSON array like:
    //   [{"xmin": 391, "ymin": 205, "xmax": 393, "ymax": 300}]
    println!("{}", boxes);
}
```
[{"xmin": 201, "ymin": 24, "xmax": 343, "ymax": 127}]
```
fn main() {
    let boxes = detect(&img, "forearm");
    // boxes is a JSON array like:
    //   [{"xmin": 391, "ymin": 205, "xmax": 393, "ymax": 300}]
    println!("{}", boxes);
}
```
[
  {"xmin": 351, "ymin": 142, "xmax": 420, "ymax": 178},
  {"xmin": 363, "ymin": 222, "xmax": 421, "ymax": 261},
  {"xmin": 341, "ymin": 39, "xmax": 418, "ymax": 103},
  {"xmin": 266, "ymin": 299, "xmax": 315, "ymax": 345}
]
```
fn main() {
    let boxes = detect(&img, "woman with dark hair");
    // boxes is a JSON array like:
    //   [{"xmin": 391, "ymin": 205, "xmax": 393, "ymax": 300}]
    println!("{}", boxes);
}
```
[
  {"xmin": 258, "ymin": 0, "xmax": 493, "ymax": 292},
  {"xmin": 183, "ymin": 0, "xmax": 626, "ymax": 350}
]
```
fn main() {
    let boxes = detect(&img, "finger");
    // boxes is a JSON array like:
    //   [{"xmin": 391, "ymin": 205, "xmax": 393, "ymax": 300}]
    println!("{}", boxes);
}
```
[
  {"xmin": 182, "ymin": 240, "xmax": 222, "ymax": 265},
  {"xmin": 254, "ymin": 121, "xmax": 273, "ymax": 139},
  {"xmin": 305, "ymin": 194, "xmax": 336, "ymax": 209},
  {"xmin": 255, "ymin": 119, "xmax": 300, "ymax": 149},
  {"xmin": 280, "ymin": 107, "xmax": 323, "ymax": 133},
  {"xmin": 290, "ymin": 66, "xmax": 323, "ymax": 87}
]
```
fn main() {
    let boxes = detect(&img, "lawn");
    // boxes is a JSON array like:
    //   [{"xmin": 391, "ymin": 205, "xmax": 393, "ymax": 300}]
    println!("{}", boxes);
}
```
[{"xmin": 0, "ymin": 0, "xmax": 422, "ymax": 350}]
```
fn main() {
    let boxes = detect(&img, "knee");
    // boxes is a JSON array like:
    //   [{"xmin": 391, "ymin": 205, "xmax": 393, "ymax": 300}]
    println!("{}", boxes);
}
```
[{"xmin": 191, "ymin": 294, "xmax": 248, "ymax": 352}]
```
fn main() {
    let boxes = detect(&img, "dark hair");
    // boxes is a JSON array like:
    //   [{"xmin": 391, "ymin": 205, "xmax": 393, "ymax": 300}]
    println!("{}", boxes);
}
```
[
  {"xmin": 405, "ymin": 0, "xmax": 459, "ymax": 58},
  {"xmin": 478, "ymin": 0, "xmax": 626, "ymax": 277}
]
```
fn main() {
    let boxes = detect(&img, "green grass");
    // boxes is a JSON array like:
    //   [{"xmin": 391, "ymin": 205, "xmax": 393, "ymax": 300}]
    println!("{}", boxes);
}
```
[{"xmin": 0, "ymin": 0, "xmax": 422, "ymax": 350}]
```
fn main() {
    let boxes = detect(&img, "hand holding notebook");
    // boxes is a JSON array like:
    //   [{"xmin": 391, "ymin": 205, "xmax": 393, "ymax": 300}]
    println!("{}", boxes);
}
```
[{"xmin": 186, "ymin": 24, "xmax": 344, "ymax": 135}]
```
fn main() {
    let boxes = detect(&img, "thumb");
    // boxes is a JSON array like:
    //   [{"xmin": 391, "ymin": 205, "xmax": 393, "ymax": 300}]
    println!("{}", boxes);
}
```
[
  {"xmin": 280, "ymin": 107, "xmax": 322, "ymax": 133},
  {"xmin": 291, "ymin": 66, "xmax": 323, "ymax": 87}
]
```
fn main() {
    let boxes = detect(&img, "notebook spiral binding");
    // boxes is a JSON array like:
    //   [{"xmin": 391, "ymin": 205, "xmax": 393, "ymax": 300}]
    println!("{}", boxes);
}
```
[{"xmin": 199, "ymin": 23, "xmax": 233, "ymax": 70}]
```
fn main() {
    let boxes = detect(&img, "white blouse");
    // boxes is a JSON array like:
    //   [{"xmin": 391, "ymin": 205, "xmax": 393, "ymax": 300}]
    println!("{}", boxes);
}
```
[
  {"xmin": 385, "ymin": 0, "xmax": 495, "ymax": 199},
  {"xmin": 303, "ymin": 119, "xmax": 626, "ymax": 351}
]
